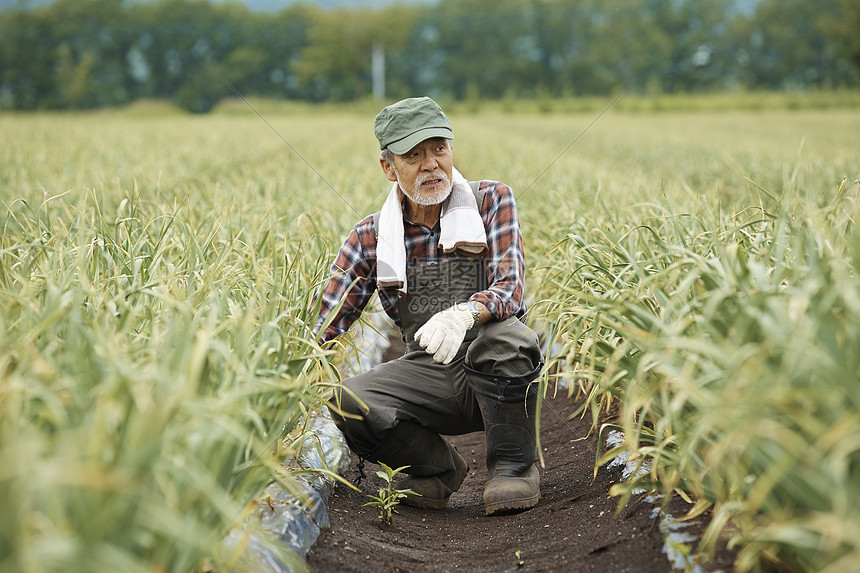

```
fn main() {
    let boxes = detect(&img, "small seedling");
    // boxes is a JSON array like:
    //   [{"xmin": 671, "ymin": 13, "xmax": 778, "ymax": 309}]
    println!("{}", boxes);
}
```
[
  {"xmin": 514, "ymin": 549, "xmax": 525, "ymax": 567},
  {"xmin": 363, "ymin": 462, "xmax": 419, "ymax": 526}
]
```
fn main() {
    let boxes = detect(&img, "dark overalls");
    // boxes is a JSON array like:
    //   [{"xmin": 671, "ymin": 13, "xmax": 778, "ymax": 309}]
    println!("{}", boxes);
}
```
[{"xmin": 328, "ymin": 252, "xmax": 544, "ymax": 499}]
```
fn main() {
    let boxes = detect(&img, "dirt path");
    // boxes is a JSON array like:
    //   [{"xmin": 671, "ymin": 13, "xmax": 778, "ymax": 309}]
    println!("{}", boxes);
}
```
[{"xmin": 305, "ymin": 387, "xmax": 730, "ymax": 573}]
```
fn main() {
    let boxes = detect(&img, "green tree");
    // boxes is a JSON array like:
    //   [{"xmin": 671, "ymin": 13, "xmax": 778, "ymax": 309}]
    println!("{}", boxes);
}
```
[
  {"xmin": 129, "ymin": 0, "xmax": 230, "ymax": 110},
  {"xmin": 429, "ymin": 0, "xmax": 535, "ymax": 99},
  {"xmin": 652, "ymin": 0, "xmax": 736, "ymax": 93},
  {"xmin": 365, "ymin": 3, "xmax": 421, "ymax": 99},
  {"xmin": 47, "ymin": 0, "xmax": 131, "ymax": 108},
  {"xmin": 295, "ymin": 8, "xmax": 376, "ymax": 101},
  {"xmin": 525, "ymin": 0, "xmax": 595, "ymax": 96},
  {"xmin": 2, "ymin": 0, "xmax": 859, "ymax": 110},
  {"xmin": 734, "ymin": 0, "xmax": 853, "ymax": 89},
  {"xmin": 56, "ymin": 44, "xmax": 94, "ymax": 108},
  {"xmin": 831, "ymin": 0, "xmax": 860, "ymax": 81},
  {"xmin": 248, "ymin": 4, "xmax": 317, "ymax": 99},
  {"xmin": 0, "ymin": 6, "xmax": 55, "ymax": 109}
]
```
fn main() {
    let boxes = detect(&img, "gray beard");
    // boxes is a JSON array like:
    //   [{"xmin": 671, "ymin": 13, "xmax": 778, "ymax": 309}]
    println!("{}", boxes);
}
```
[{"xmin": 396, "ymin": 168, "xmax": 453, "ymax": 206}]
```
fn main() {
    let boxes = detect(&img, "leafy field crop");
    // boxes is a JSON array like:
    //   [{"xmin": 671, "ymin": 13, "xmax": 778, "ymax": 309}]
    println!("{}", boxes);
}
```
[
  {"xmin": 518, "ymin": 110, "xmax": 859, "ymax": 571},
  {"xmin": 1, "ymin": 100, "xmax": 858, "ymax": 572}
]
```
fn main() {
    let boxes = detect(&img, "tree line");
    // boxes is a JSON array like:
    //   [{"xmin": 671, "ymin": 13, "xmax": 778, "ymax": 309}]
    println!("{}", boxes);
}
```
[{"xmin": 1, "ymin": 0, "xmax": 858, "ymax": 113}]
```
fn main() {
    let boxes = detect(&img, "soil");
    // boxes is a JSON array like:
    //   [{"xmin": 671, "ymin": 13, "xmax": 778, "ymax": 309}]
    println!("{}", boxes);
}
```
[{"xmin": 306, "ymin": 341, "xmax": 736, "ymax": 573}]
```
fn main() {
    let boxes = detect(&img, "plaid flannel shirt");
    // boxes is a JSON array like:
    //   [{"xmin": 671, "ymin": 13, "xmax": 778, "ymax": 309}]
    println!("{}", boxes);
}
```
[{"xmin": 312, "ymin": 180, "xmax": 526, "ymax": 343}]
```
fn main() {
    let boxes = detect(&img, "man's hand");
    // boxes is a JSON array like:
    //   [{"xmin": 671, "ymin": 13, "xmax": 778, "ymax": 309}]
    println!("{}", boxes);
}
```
[{"xmin": 414, "ymin": 303, "xmax": 477, "ymax": 364}]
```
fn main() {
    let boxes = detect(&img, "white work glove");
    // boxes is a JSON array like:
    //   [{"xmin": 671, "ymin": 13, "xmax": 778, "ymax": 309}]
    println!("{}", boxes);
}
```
[{"xmin": 414, "ymin": 303, "xmax": 476, "ymax": 365}]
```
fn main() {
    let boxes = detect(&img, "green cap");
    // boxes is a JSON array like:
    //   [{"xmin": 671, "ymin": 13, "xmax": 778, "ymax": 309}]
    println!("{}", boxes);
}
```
[{"xmin": 374, "ymin": 96, "xmax": 453, "ymax": 155}]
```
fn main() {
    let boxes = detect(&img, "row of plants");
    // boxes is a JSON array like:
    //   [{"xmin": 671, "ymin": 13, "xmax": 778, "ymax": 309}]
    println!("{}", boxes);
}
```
[
  {"xmin": 532, "ymin": 173, "xmax": 860, "ymax": 570},
  {"xmin": 0, "ymin": 105, "xmax": 414, "ymax": 571},
  {"xmin": 0, "ymin": 187, "xmax": 349, "ymax": 571}
]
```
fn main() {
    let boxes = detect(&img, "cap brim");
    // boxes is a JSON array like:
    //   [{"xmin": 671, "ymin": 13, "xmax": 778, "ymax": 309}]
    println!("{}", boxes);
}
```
[{"xmin": 387, "ymin": 126, "xmax": 453, "ymax": 155}]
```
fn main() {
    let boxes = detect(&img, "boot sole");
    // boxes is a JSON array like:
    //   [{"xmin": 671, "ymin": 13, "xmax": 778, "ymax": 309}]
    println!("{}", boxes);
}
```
[{"xmin": 484, "ymin": 491, "xmax": 540, "ymax": 516}]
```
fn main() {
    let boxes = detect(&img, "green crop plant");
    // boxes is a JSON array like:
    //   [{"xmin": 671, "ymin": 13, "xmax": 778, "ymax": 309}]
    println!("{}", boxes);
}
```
[
  {"xmin": 532, "ymin": 164, "xmax": 860, "ymax": 569},
  {"xmin": 362, "ymin": 463, "xmax": 417, "ymax": 527},
  {"xmin": 0, "ymin": 187, "xmax": 342, "ymax": 572},
  {"xmin": 0, "ymin": 111, "xmax": 356, "ymax": 571}
]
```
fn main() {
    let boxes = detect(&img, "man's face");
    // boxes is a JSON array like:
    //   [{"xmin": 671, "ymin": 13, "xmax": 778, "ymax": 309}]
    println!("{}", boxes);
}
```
[{"xmin": 382, "ymin": 138, "xmax": 454, "ymax": 206}]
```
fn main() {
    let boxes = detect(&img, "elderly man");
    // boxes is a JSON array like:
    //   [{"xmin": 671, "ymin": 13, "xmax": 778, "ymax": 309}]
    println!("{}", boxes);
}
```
[{"xmin": 313, "ymin": 96, "xmax": 543, "ymax": 515}]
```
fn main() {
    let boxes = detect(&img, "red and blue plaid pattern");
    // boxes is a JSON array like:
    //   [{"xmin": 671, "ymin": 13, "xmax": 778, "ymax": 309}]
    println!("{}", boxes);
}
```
[{"xmin": 313, "ymin": 180, "xmax": 526, "ymax": 343}]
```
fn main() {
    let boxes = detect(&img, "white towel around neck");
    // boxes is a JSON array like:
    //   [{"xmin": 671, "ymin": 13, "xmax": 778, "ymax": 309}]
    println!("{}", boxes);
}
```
[{"xmin": 376, "ymin": 167, "xmax": 488, "ymax": 295}]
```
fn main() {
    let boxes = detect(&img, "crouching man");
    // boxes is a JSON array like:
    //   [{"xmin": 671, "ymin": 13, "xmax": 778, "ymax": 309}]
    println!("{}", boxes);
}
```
[{"xmin": 313, "ymin": 96, "xmax": 543, "ymax": 515}]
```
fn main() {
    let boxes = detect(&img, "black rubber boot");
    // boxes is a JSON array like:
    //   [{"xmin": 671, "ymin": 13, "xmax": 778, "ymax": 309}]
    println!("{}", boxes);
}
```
[
  {"xmin": 465, "ymin": 364, "xmax": 542, "ymax": 516},
  {"xmin": 360, "ymin": 420, "xmax": 469, "ymax": 510}
]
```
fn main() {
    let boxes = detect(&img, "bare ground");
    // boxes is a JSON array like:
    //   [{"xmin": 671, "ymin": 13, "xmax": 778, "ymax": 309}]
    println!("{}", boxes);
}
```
[{"xmin": 305, "ymin": 386, "xmax": 736, "ymax": 573}]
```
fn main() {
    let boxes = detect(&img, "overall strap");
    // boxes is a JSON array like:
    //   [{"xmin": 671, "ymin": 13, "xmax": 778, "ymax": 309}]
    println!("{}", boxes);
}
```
[
  {"xmin": 372, "ymin": 180, "xmax": 487, "ymax": 240},
  {"xmin": 468, "ymin": 180, "xmax": 486, "ymax": 211}
]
